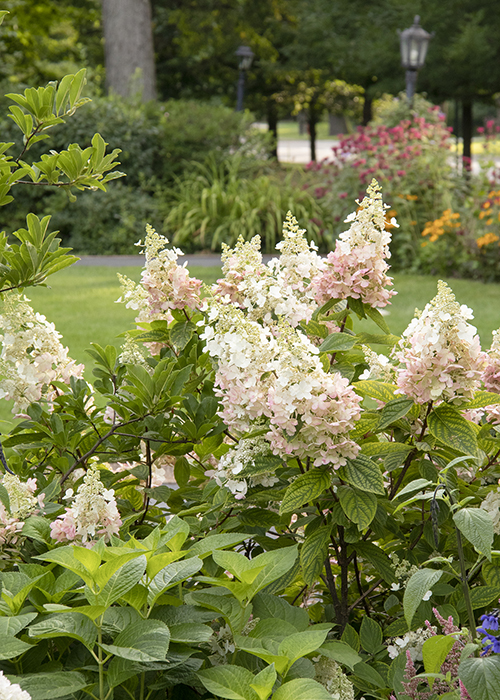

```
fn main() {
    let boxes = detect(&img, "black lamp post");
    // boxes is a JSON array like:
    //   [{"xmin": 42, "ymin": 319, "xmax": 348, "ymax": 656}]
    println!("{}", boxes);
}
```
[
  {"xmin": 235, "ymin": 45, "xmax": 254, "ymax": 112},
  {"xmin": 398, "ymin": 16, "xmax": 432, "ymax": 107}
]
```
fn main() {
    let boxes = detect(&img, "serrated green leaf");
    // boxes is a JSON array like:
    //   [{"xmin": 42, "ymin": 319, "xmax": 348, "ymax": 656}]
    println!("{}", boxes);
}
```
[
  {"xmin": 197, "ymin": 665, "xmax": 260, "ymax": 700},
  {"xmin": 300, "ymin": 526, "xmax": 331, "ymax": 585},
  {"xmin": 354, "ymin": 380, "xmax": 397, "ymax": 403},
  {"xmin": 319, "ymin": 641, "xmax": 362, "ymax": 670},
  {"xmin": 338, "ymin": 455, "xmax": 385, "ymax": 495},
  {"xmin": 0, "ymin": 635, "xmax": 32, "ymax": 659},
  {"xmin": 360, "ymin": 616, "xmax": 383, "ymax": 654},
  {"xmin": 404, "ymin": 568, "xmax": 443, "ymax": 627},
  {"xmin": 352, "ymin": 661, "xmax": 387, "ymax": 688},
  {"xmin": 462, "ymin": 391, "xmax": 500, "ymax": 409},
  {"xmin": 319, "ymin": 333, "xmax": 357, "ymax": 353},
  {"xmin": 338, "ymin": 486, "xmax": 377, "ymax": 529},
  {"xmin": 453, "ymin": 508, "xmax": 494, "ymax": 561},
  {"xmin": 280, "ymin": 470, "xmax": 331, "ymax": 514},
  {"xmin": 273, "ymin": 678, "xmax": 332, "ymax": 700},
  {"xmin": 378, "ymin": 397, "xmax": 414, "ymax": 429},
  {"xmin": 428, "ymin": 405, "xmax": 478, "ymax": 456},
  {"xmin": 8, "ymin": 672, "xmax": 88, "ymax": 700},
  {"xmin": 100, "ymin": 619, "xmax": 170, "ymax": 662},
  {"xmin": 422, "ymin": 635, "xmax": 455, "ymax": 688},
  {"xmin": 459, "ymin": 656, "xmax": 500, "ymax": 700}
]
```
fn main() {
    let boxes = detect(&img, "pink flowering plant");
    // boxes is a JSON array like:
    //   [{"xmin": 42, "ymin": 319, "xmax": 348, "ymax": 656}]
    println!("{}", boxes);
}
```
[{"xmin": 2, "ymin": 28, "xmax": 500, "ymax": 699}]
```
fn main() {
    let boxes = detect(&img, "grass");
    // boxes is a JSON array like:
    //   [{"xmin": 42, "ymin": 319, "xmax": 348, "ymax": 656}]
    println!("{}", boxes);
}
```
[
  {"xmin": 277, "ymin": 121, "xmax": 332, "ymax": 141},
  {"xmin": 1, "ymin": 265, "xmax": 499, "ymax": 428}
]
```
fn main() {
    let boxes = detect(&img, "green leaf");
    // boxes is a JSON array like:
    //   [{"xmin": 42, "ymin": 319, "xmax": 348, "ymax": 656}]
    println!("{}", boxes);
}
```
[
  {"xmin": 459, "ymin": 656, "xmax": 500, "ymax": 700},
  {"xmin": 341, "ymin": 624, "xmax": 360, "ymax": 651},
  {"xmin": 319, "ymin": 641, "xmax": 362, "ymax": 670},
  {"xmin": 353, "ymin": 542, "xmax": 397, "ymax": 585},
  {"xmin": 319, "ymin": 333, "xmax": 357, "ymax": 353},
  {"xmin": 378, "ymin": 397, "xmax": 414, "ymax": 429},
  {"xmin": 338, "ymin": 455, "xmax": 385, "ymax": 495},
  {"xmin": 187, "ymin": 533, "xmax": 250, "ymax": 559},
  {"xmin": 280, "ymin": 470, "xmax": 331, "ymax": 514},
  {"xmin": 147, "ymin": 557, "xmax": 203, "ymax": 606},
  {"xmin": 365, "ymin": 305, "xmax": 391, "ymax": 333},
  {"xmin": 88, "ymin": 555, "xmax": 147, "ymax": 607},
  {"xmin": 170, "ymin": 320, "xmax": 195, "ymax": 349},
  {"xmin": 100, "ymin": 618, "xmax": 170, "ymax": 662},
  {"xmin": 352, "ymin": 661, "xmax": 387, "ymax": 688},
  {"xmin": 428, "ymin": 405, "xmax": 478, "ymax": 456},
  {"xmin": 0, "ymin": 612, "xmax": 37, "ymax": 636},
  {"xmin": 8, "ymin": 672, "xmax": 88, "ymax": 700},
  {"xmin": 252, "ymin": 593, "xmax": 309, "ymax": 632},
  {"xmin": 404, "ymin": 569, "xmax": 443, "ymax": 627},
  {"xmin": 28, "ymin": 611, "xmax": 97, "ymax": 649},
  {"xmin": 423, "ymin": 635, "xmax": 456, "ymax": 688},
  {"xmin": 300, "ymin": 526, "xmax": 331, "ymax": 586},
  {"xmin": 212, "ymin": 550, "xmax": 266, "ymax": 584},
  {"xmin": 453, "ymin": 508, "xmax": 494, "ymax": 561},
  {"xmin": 360, "ymin": 617, "xmax": 383, "ymax": 654},
  {"xmin": 272, "ymin": 678, "xmax": 332, "ymax": 700},
  {"xmin": 462, "ymin": 391, "xmax": 500, "ymax": 409},
  {"xmin": 278, "ymin": 628, "xmax": 330, "ymax": 668},
  {"xmin": 0, "ymin": 483, "xmax": 10, "ymax": 511},
  {"xmin": 338, "ymin": 486, "xmax": 377, "ymax": 529},
  {"xmin": 396, "ymin": 478, "xmax": 434, "ymax": 499},
  {"xmin": 0, "ymin": 635, "xmax": 32, "ymax": 659},
  {"xmin": 197, "ymin": 665, "xmax": 260, "ymax": 700},
  {"xmin": 354, "ymin": 380, "xmax": 397, "ymax": 403},
  {"xmin": 482, "ymin": 562, "xmax": 500, "ymax": 588},
  {"xmin": 470, "ymin": 586, "xmax": 500, "ymax": 609},
  {"xmin": 250, "ymin": 663, "xmax": 277, "ymax": 700}
]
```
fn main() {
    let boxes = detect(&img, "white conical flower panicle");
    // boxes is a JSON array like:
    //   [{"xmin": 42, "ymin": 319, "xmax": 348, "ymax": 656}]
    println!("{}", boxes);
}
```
[
  {"xmin": 50, "ymin": 460, "xmax": 122, "ymax": 544},
  {"xmin": 394, "ymin": 280, "xmax": 485, "ymax": 403}
]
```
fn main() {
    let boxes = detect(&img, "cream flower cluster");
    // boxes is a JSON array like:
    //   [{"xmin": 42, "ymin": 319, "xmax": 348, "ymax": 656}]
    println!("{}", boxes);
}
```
[
  {"xmin": 311, "ymin": 179, "xmax": 396, "ymax": 308},
  {"xmin": 484, "ymin": 330, "xmax": 500, "ymax": 393},
  {"xmin": 201, "ymin": 299, "xmax": 361, "ymax": 471},
  {"xmin": 0, "ymin": 474, "xmax": 38, "ymax": 547},
  {"xmin": 117, "ymin": 225, "xmax": 202, "ymax": 334},
  {"xmin": 394, "ymin": 281, "xmax": 484, "ymax": 404},
  {"xmin": 208, "ymin": 436, "xmax": 280, "ymax": 499},
  {"xmin": 480, "ymin": 486, "xmax": 500, "ymax": 534},
  {"xmin": 314, "ymin": 656, "xmax": 355, "ymax": 700},
  {"xmin": 50, "ymin": 460, "xmax": 122, "ymax": 544},
  {"xmin": 214, "ymin": 213, "xmax": 324, "ymax": 328},
  {"xmin": 0, "ymin": 671, "xmax": 31, "ymax": 700},
  {"xmin": 387, "ymin": 627, "xmax": 436, "ymax": 662},
  {"xmin": 0, "ymin": 292, "xmax": 84, "ymax": 413},
  {"xmin": 360, "ymin": 346, "xmax": 396, "ymax": 383}
]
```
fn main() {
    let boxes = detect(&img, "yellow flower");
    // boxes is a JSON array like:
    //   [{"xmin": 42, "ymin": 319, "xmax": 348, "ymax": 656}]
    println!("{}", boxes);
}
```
[{"xmin": 477, "ymin": 232, "xmax": 499, "ymax": 248}]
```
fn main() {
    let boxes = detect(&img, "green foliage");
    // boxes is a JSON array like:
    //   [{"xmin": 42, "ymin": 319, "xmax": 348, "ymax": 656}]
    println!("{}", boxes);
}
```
[{"xmin": 164, "ymin": 156, "xmax": 333, "ymax": 253}]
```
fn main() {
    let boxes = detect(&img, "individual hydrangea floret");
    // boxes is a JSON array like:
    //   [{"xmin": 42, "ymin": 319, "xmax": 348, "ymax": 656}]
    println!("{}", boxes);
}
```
[
  {"xmin": 393, "ymin": 281, "xmax": 485, "ymax": 404},
  {"xmin": 50, "ymin": 459, "xmax": 122, "ymax": 544},
  {"xmin": 387, "ymin": 627, "xmax": 436, "ymax": 662},
  {"xmin": 0, "ymin": 292, "xmax": 84, "ymax": 413},
  {"xmin": 0, "ymin": 671, "xmax": 31, "ymax": 700},
  {"xmin": 0, "ymin": 474, "xmax": 38, "ymax": 548},
  {"xmin": 311, "ymin": 179, "xmax": 396, "ymax": 308},
  {"xmin": 360, "ymin": 345, "xmax": 396, "ymax": 383}
]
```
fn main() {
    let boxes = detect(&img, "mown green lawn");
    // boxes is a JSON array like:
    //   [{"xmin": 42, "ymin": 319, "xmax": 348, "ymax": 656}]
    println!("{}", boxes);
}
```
[{"xmin": 1, "ymin": 264, "xmax": 499, "ymax": 428}]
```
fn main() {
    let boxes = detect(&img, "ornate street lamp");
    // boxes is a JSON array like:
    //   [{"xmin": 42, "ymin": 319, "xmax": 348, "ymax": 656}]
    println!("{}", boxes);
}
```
[
  {"xmin": 235, "ymin": 45, "xmax": 254, "ymax": 112},
  {"xmin": 398, "ymin": 16, "xmax": 432, "ymax": 107}
]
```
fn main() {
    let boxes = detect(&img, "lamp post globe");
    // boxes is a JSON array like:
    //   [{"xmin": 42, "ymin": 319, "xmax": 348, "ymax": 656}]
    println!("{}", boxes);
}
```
[
  {"xmin": 235, "ymin": 45, "xmax": 254, "ymax": 112},
  {"xmin": 398, "ymin": 16, "xmax": 432, "ymax": 107}
]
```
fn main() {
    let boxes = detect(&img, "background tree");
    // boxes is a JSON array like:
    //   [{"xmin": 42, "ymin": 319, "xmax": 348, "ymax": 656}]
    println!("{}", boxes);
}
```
[{"xmin": 101, "ymin": 0, "xmax": 156, "ymax": 100}]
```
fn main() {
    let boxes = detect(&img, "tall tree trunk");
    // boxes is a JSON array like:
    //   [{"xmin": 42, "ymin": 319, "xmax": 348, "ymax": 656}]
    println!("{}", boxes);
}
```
[
  {"xmin": 309, "ymin": 113, "xmax": 317, "ymax": 162},
  {"xmin": 101, "ymin": 0, "xmax": 156, "ymax": 101},
  {"xmin": 462, "ymin": 100, "xmax": 473, "ymax": 174},
  {"xmin": 362, "ymin": 95, "xmax": 372, "ymax": 126},
  {"xmin": 267, "ymin": 102, "xmax": 278, "ymax": 160}
]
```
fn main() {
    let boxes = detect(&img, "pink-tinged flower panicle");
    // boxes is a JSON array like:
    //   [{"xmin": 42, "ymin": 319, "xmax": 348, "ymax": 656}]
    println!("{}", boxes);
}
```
[
  {"xmin": 117, "ymin": 225, "xmax": 202, "ymax": 353},
  {"xmin": 311, "ymin": 179, "xmax": 396, "ymax": 309},
  {"xmin": 50, "ymin": 460, "xmax": 121, "ymax": 545},
  {"xmin": 394, "ymin": 281, "xmax": 485, "ymax": 404}
]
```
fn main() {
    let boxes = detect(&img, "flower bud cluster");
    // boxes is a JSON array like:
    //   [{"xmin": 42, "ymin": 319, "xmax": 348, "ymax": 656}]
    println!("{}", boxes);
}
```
[
  {"xmin": 311, "ymin": 180, "xmax": 396, "ymax": 308},
  {"xmin": 208, "ymin": 436, "xmax": 279, "ymax": 499},
  {"xmin": 50, "ymin": 459, "xmax": 122, "ymax": 544},
  {"xmin": 387, "ymin": 627, "xmax": 436, "ymax": 661},
  {"xmin": 394, "ymin": 281, "xmax": 484, "ymax": 403},
  {"xmin": 313, "ymin": 656, "xmax": 355, "ymax": 700},
  {"xmin": 0, "ymin": 292, "xmax": 84, "ymax": 413}
]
